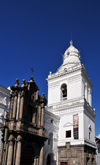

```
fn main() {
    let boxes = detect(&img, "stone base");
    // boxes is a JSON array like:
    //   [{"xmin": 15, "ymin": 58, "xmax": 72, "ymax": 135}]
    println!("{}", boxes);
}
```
[{"xmin": 58, "ymin": 143, "xmax": 96, "ymax": 165}]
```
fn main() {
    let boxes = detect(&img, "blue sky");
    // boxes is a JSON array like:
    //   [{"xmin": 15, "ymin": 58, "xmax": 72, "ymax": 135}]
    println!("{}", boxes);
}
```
[{"xmin": 0, "ymin": 0, "xmax": 100, "ymax": 136}]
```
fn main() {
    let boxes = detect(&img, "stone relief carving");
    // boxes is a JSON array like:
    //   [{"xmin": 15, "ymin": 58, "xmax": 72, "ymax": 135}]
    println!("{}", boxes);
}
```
[
  {"xmin": 0, "ymin": 96, "xmax": 7, "ymax": 106},
  {"xmin": 0, "ymin": 113, "xmax": 3, "ymax": 125},
  {"xmin": 63, "ymin": 122, "xmax": 73, "ymax": 127}
]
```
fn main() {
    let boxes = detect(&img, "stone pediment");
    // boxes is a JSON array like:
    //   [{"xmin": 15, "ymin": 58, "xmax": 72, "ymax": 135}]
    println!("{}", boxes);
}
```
[{"xmin": 63, "ymin": 122, "xmax": 73, "ymax": 127}]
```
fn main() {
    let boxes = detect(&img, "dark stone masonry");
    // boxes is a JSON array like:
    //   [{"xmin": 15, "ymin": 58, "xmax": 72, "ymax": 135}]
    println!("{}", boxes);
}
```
[
  {"xmin": 58, "ymin": 142, "xmax": 96, "ymax": 165},
  {"xmin": 0, "ymin": 76, "xmax": 47, "ymax": 165}
]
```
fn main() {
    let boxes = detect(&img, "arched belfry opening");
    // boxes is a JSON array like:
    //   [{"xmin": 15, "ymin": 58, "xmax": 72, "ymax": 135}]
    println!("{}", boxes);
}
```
[{"xmin": 61, "ymin": 83, "xmax": 67, "ymax": 100}]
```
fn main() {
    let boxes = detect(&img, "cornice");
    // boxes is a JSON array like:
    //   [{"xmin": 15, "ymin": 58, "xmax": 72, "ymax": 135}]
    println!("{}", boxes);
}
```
[
  {"xmin": 81, "ymin": 65, "xmax": 93, "ymax": 87},
  {"xmin": 44, "ymin": 108, "xmax": 60, "ymax": 120},
  {"xmin": 84, "ymin": 100, "xmax": 95, "ymax": 118},
  {"xmin": 84, "ymin": 138, "xmax": 96, "ymax": 148},
  {"xmin": 46, "ymin": 64, "xmax": 82, "ymax": 81},
  {"xmin": 44, "ymin": 122, "xmax": 59, "ymax": 130},
  {"xmin": 46, "ymin": 64, "xmax": 93, "ymax": 89},
  {"xmin": 53, "ymin": 106, "xmax": 83, "ymax": 117},
  {"xmin": 48, "ymin": 96, "xmax": 85, "ymax": 109},
  {"xmin": 0, "ymin": 85, "xmax": 10, "ymax": 96},
  {"xmin": 47, "ymin": 97, "xmax": 95, "ymax": 119}
]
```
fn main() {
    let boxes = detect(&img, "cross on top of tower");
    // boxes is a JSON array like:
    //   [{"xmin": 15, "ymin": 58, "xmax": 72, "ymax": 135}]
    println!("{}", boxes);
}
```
[{"xmin": 30, "ymin": 67, "xmax": 34, "ymax": 76}]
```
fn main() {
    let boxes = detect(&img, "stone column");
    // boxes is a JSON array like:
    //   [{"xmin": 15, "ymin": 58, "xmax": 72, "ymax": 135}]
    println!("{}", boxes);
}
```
[
  {"xmin": 4, "ymin": 142, "xmax": 8, "ymax": 165},
  {"xmin": 34, "ymin": 158, "xmax": 37, "ymax": 165},
  {"xmin": 15, "ymin": 135, "xmax": 22, "ymax": 165},
  {"xmin": 88, "ymin": 88, "xmax": 92, "ymax": 106},
  {"xmin": 41, "ymin": 103, "xmax": 44, "ymax": 128},
  {"xmin": 0, "ymin": 139, "xmax": 4, "ymax": 164},
  {"xmin": 85, "ymin": 83, "xmax": 87, "ymax": 101},
  {"xmin": 39, "ymin": 147, "xmax": 44, "ymax": 165},
  {"xmin": 37, "ymin": 106, "xmax": 41, "ymax": 128},
  {"xmin": 82, "ymin": 80, "xmax": 85, "ymax": 97},
  {"xmin": 33, "ymin": 112, "xmax": 36, "ymax": 127},
  {"xmin": 16, "ymin": 94, "xmax": 20, "ymax": 120},
  {"xmin": 7, "ymin": 135, "xmax": 14, "ymax": 165},
  {"xmin": 13, "ymin": 92, "xmax": 18, "ymax": 119},
  {"xmin": 19, "ymin": 91, "xmax": 25, "ymax": 119},
  {"xmin": 13, "ymin": 140, "xmax": 17, "ymax": 165},
  {"xmin": 10, "ymin": 96, "xmax": 14, "ymax": 119},
  {"xmin": 36, "ymin": 157, "xmax": 39, "ymax": 165},
  {"xmin": 34, "ymin": 157, "xmax": 39, "ymax": 165}
]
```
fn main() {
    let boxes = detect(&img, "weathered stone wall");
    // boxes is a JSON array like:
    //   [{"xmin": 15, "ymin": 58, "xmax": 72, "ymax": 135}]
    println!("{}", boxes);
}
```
[{"xmin": 58, "ymin": 143, "xmax": 96, "ymax": 165}]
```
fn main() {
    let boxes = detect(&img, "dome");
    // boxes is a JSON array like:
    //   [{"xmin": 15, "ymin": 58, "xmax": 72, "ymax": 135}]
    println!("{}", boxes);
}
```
[{"xmin": 63, "ymin": 41, "xmax": 80, "ymax": 65}]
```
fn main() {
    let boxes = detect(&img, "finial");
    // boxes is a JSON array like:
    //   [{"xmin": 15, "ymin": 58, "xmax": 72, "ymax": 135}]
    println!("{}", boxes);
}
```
[
  {"xmin": 15, "ymin": 78, "xmax": 19, "ymax": 87},
  {"xmin": 70, "ymin": 40, "xmax": 73, "ymax": 46},
  {"xmin": 30, "ymin": 76, "xmax": 34, "ymax": 82},
  {"xmin": 49, "ymin": 71, "xmax": 52, "ymax": 75},
  {"xmin": 21, "ymin": 79, "xmax": 26, "ymax": 87}
]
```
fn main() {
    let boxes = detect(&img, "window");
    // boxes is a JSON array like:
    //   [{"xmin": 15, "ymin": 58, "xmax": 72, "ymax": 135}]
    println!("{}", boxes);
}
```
[
  {"xmin": 51, "ymin": 119, "xmax": 53, "ymax": 123},
  {"xmin": 61, "ymin": 84, "xmax": 67, "ymax": 100},
  {"xmin": 66, "ymin": 130, "xmax": 71, "ymax": 138}
]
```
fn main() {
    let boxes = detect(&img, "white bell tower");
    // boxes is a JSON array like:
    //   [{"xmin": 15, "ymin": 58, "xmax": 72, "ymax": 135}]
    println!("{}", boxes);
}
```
[{"xmin": 46, "ymin": 41, "xmax": 96, "ymax": 164}]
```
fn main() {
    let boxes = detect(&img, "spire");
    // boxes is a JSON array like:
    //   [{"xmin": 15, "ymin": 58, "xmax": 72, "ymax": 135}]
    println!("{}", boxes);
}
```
[{"xmin": 70, "ymin": 40, "xmax": 73, "ymax": 46}]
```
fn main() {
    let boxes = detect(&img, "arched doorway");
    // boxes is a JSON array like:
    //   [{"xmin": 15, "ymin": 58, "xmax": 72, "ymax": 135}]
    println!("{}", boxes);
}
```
[
  {"xmin": 47, "ymin": 154, "xmax": 51, "ymax": 165},
  {"xmin": 21, "ymin": 145, "xmax": 34, "ymax": 165}
]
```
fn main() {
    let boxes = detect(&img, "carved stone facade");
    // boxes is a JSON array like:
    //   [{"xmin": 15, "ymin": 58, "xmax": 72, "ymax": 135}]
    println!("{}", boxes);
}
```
[{"xmin": 0, "ymin": 76, "xmax": 47, "ymax": 165}]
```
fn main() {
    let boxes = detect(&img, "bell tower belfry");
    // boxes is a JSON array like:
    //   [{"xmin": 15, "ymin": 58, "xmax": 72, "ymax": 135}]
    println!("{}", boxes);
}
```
[
  {"xmin": 46, "ymin": 41, "xmax": 96, "ymax": 165},
  {"xmin": 0, "ymin": 76, "xmax": 47, "ymax": 165}
]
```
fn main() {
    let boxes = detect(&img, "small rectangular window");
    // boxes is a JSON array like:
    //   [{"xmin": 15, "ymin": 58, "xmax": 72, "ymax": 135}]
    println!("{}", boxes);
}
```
[{"xmin": 66, "ymin": 130, "xmax": 71, "ymax": 138}]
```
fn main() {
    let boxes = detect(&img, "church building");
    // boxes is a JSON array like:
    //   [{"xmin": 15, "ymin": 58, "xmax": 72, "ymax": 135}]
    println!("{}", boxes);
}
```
[
  {"xmin": 43, "ymin": 41, "xmax": 96, "ymax": 165},
  {"xmin": 0, "ymin": 41, "xmax": 96, "ymax": 165}
]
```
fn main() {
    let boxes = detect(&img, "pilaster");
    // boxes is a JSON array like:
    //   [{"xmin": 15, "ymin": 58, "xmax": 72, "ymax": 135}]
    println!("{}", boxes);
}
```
[{"xmin": 15, "ymin": 135, "xmax": 22, "ymax": 165}]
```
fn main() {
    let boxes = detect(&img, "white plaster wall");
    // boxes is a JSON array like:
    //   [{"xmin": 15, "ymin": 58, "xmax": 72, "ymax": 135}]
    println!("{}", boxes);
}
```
[
  {"xmin": 82, "ymin": 76, "xmax": 92, "ymax": 106},
  {"xmin": 68, "ymin": 80, "xmax": 81, "ymax": 100},
  {"xmin": 43, "ymin": 109, "xmax": 60, "ymax": 165},
  {"xmin": 48, "ymin": 85, "xmax": 60, "ymax": 105},
  {"xmin": 84, "ymin": 113, "xmax": 95, "ymax": 143},
  {"xmin": 58, "ymin": 112, "xmax": 85, "ymax": 146},
  {"xmin": 79, "ymin": 112, "xmax": 84, "ymax": 139},
  {"xmin": 48, "ymin": 72, "xmax": 82, "ymax": 106},
  {"xmin": 58, "ymin": 115, "xmax": 73, "ymax": 140}
]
